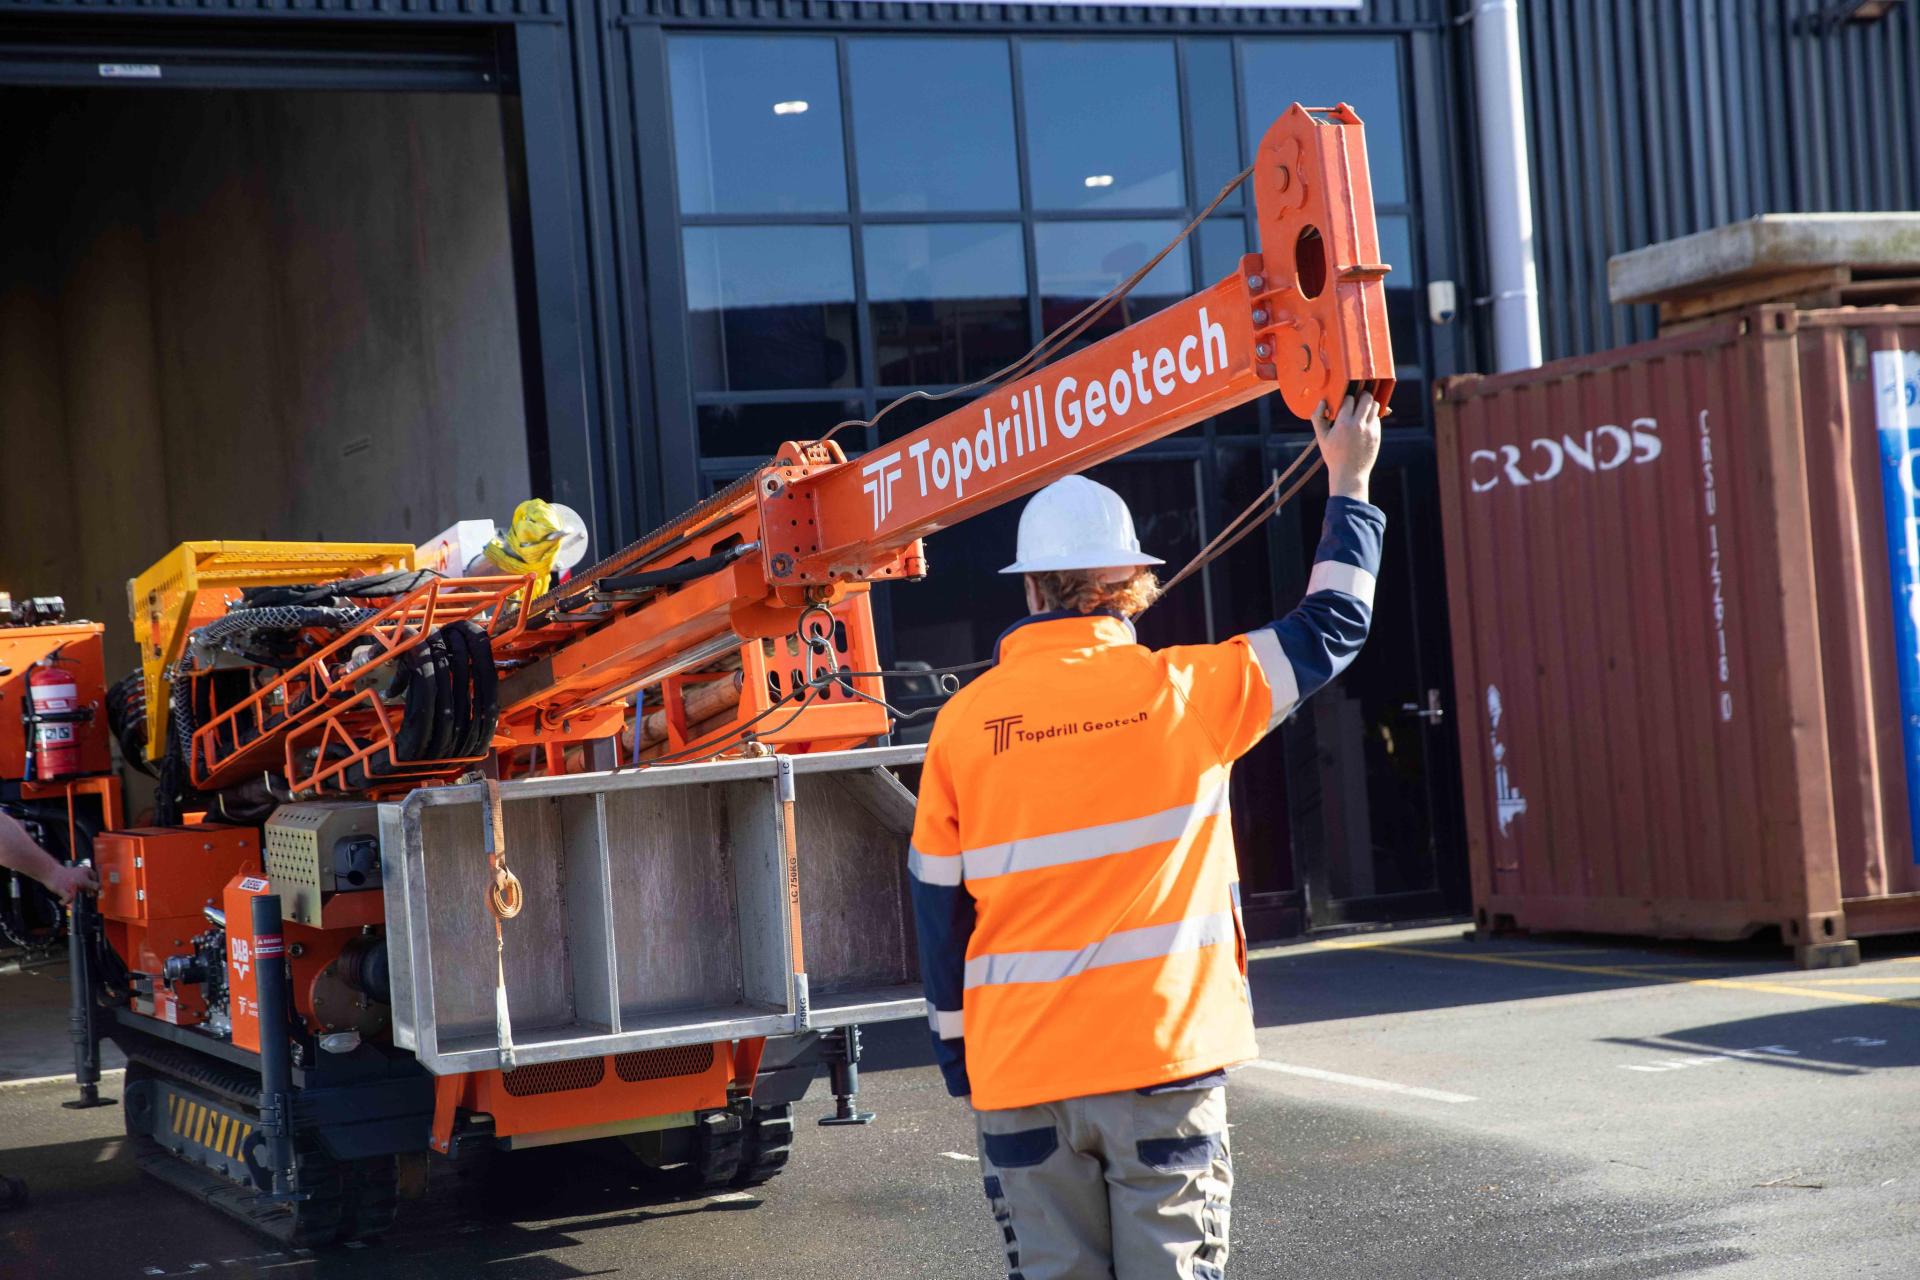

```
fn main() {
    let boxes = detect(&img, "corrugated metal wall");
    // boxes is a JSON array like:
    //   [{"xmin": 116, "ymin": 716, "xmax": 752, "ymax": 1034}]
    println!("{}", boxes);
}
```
[{"xmin": 1521, "ymin": 0, "xmax": 1920, "ymax": 360}]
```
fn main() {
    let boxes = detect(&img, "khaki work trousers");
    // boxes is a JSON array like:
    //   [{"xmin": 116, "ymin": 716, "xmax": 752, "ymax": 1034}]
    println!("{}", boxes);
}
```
[{"xmin": 974, "ymin": 1084, "xmax": 1232, "ymax": 1280}]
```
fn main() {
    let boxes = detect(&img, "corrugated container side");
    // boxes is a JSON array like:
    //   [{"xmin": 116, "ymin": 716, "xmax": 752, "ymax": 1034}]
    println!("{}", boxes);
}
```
[
  {"xmin": 1796, "ymin": 311, "xmax": 1920, "ymax": 923},
  {"xmin": 1436, "ymin": 309, "xmax": 1848, "ymax": 949}
]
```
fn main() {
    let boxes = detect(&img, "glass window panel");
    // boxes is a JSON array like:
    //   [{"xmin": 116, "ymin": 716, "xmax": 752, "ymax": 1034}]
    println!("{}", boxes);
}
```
[
  {"xmin": 1197, "ymin": 217, "xmax": 1248, "ymax": 286},
  {"xmin": 1207, "ymin": 402, "xmax": 1261, "ymax": 436},
  {"xmin": 669, "ymin": 36, "xmax": 846, "ymax": 215},
  {"xmin": 867, "ymin": 223, "xmax": 1028, "ymax": 387},
  {"xmin": 1185, "ymin": 40, "xmax": 1244, "ymax": 207},
  {"xmin": 848, "ymin": 38, "xmax": 1018, "ymax": 212},
  {"xmin": 1083, "ymin": 454, "xmax": 1206, "ymax": 648},
  {"xmin": 1020, "ymin": 41, "xmax": 1184, "ymax": 211},
  {"xmin": 1241, "ymin": 39, "xmax": 1406, "ymax": 204},
  {"xmin": 1213, "ymin": 440, "xmax": 1292, "ymax": 896},
  {"xmin": 1384, "ymin": 377, "xmax": 1426, "ymax": 428},
  {"xmin": 874, "ymin": 390, "xmax": 968, "ymax": 441},
  {"xmin": 884, "ymin": 505, "xmax": 1026, "ymax": 729},
  {"xmin": 698, "ymin": 398, "xmax": 862, "ymax": 461},
  {"xmin": 684, "ymin": 226, "xmax": 858, "ymax": 393},
  {"xmin": 1034, "ymin": 220, "xmax": 1191, "ymax": 348},
  {"xmin": 1377, "ymin": 214, "xmax": 1419, "ymax": 375}
]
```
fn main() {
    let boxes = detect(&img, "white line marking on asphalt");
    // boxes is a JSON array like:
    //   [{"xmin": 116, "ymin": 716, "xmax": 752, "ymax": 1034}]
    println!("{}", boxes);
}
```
[
  {"xmin": 1243, "ymin": 1059, "xmax": 1477, "ymax": 1104},
  {"xmin": 0, "ymin": 1067, "xmax": 123, "ymax": 1090},
  {"xmin": 939, "ymin": 1151, "xmax": 980, "ymax": 1162},
  {"xmin": 1620, "ymin": 1044, "xmax": 1801, "ymax": 1073},
  {"xmin": 709, "ymin": 1191, "xmax": 759, "ymax": 1203}
]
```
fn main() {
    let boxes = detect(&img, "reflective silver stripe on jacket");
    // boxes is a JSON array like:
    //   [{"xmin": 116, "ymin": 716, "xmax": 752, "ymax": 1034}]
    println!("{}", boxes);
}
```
[
  {"xmin": 928, "ymin": 1006, "xmax": 965, "ymax": 1039},
  {"xmin": 963, "ymin": 910, "xmax": 1236, "ymax": 990},
  {"xmin": 1307, "ymin": 559, "xmax": 1377, "ymax": 607},
  {"xmin": 959, "ymin": 783, "xmax": 1230, "ymax": 882},
  {"xmin": 1246, "ymin": 628, "xmax": 1299, "ymax": 728},
  {"xmin": 908, "ymin": 845, "xmax": 963, "ymax": 886}
]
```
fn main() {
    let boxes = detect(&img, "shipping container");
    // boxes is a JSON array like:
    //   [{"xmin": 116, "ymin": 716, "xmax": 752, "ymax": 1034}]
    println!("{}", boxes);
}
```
[{"xmin": 1435, "ymin": 304, "xmax": 1920, "ymax": 963}]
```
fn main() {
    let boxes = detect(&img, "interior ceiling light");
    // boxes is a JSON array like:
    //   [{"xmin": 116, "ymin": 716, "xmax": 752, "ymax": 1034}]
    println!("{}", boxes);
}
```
[
  {"xmin": 773, "ymin": 100, "xmax": 809, "ymax": 116},
  {"xmin": 1084, "ymin": 174, "xmax": 1115, "ymax": 188}
]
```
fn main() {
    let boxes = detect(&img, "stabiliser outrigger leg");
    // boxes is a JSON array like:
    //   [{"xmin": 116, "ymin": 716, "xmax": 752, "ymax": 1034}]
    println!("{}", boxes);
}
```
[
  {"xmin": 817, "ymin": 1025, "xmax": 875, "ymax": 1127},
  {"xmin": 64, "ymin": 877, "xmax": 114, "ymax": 1111}
]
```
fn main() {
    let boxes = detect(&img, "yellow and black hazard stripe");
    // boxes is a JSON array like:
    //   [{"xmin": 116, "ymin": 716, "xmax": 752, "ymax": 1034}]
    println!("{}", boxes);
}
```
[{"xmin": 159, "ymin": 1087, "xmax": 255, "ymax": 1182}]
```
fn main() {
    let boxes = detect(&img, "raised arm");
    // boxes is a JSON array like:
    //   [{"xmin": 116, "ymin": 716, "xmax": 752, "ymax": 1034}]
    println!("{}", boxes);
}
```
[{"xmin": 1245, "ymin": 393, "xmax": 1386, "ymax": 728}]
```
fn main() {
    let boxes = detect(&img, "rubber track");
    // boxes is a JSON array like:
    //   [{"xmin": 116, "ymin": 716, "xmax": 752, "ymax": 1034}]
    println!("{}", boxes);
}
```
[
  {"xmin": 119, "ymin": 1034, "xmax": 263, "ymax": 1111},
  {"xmin": 732, "ymin": 1103, "xmax": 794, "ymax": 1187},
  {"xmin": 124, "ymin": 1055, "xmax": 398, "ymax": 1247}
]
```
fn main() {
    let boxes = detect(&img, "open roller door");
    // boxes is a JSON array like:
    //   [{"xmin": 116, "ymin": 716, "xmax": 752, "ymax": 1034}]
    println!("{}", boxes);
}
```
[{"xmin": 0, "ymin": 17, "xmax": 537, "ymax": 681}]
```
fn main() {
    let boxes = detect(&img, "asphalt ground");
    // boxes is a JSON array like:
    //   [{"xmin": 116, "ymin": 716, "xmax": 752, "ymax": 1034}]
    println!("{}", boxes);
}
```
[{"xmin": 3, "ymin": 923, "xmax": 1918, "ymax": 1279}]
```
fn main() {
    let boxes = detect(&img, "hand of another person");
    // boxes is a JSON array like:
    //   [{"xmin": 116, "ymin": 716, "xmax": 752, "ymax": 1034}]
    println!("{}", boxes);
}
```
[
  {"xmin": 43, "ymin": 862, "xmax": 97, "ymax": 906},
  {"xmin": 1312, "ymin": 391, "xmax": 1383, "ymax": 503}
]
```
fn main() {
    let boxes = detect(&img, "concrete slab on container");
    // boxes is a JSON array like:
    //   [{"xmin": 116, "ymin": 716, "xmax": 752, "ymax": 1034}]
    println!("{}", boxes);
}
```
[{"xmin": 1609, "ymin": 213, "xmax": 1920, "ymax": 305}]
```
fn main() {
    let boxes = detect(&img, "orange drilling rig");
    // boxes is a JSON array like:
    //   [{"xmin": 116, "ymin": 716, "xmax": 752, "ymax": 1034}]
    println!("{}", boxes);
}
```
[{"xmin": 63, "ymin": 104, "xmax": 1393, "ymax": 1245}]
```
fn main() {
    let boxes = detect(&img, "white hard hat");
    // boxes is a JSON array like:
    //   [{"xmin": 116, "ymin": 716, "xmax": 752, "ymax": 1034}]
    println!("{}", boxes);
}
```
[
  {"xmin": 1000, "ymin": 476, "xmax": 1164, "ymax": 575},
  {"xmin": 546, "ymin": 503, "xmax": 591, "ymax": 573}
]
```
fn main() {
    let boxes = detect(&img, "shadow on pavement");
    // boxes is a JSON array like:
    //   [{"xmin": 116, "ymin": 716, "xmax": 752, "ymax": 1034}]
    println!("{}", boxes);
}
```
[
  {"xmin": 3, "ymin": 1128, "xmax": 765, "ymax": 1280},
  {"xmin": 1604, "ymin": 1000, "xmax": 1920, "ymax": 1075},
  {"xmin": 1248, "ymin": 929, "xmax": 1920, "ymax": 1030}
]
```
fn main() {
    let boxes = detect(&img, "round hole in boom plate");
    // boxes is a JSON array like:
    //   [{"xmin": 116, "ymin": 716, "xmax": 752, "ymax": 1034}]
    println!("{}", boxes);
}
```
[{"xmin": 1295, "ymin": 225, "xmax": 1327, "ymax": 300}]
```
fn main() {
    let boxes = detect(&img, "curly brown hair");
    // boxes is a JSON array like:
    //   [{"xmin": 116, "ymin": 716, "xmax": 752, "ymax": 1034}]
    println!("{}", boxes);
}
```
[{"xmin": 1026, "ymin": 568, "xmax": 1163, "ymax": 618}]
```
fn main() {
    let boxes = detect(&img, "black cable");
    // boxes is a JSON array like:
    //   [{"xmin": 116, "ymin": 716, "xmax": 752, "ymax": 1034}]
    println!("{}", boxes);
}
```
[
  {"xmin": 831, "ymin": 658, "xmax": 997, "ymax": 680},
  {"xmin": 594, "ymin": 541, "xmax": 760, "ymax": 596},
  {"xmin": 825, "ymin": 671, "xmax": 942, "ymax": 723}
]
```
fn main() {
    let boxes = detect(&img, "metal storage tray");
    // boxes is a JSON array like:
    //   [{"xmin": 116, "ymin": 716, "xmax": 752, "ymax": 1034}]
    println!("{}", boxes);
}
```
[{"xmin": 380, "ymin": 744, "xmax": 925, "ymax": 1074}]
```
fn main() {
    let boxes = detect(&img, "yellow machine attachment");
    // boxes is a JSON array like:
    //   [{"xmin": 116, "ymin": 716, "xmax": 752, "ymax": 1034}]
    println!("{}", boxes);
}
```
[{"xmin": 129, "ymin": 541, "xmax": 416, "ymax": 761}]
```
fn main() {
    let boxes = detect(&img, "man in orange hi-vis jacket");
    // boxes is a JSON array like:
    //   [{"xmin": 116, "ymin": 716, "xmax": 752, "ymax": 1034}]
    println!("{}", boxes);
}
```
[{"xmin": 909, "ymin": 392, "xmax": 1385, "ymax": 1280}]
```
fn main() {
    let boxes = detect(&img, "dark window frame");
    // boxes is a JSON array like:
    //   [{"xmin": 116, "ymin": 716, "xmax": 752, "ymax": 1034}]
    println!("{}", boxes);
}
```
[{"xmin": 661, "ymin": 25, "xmax": 1436, "ymax": 644}]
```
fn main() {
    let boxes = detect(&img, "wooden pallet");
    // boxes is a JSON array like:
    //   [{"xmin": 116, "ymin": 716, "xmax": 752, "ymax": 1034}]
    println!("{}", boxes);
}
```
[{"xmin": 1659, "ymin": 265, "xmax": 1920, "ymax": 331}]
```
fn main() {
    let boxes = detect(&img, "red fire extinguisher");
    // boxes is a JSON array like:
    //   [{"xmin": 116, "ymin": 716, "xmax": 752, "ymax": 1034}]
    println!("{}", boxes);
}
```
[{"xmin": 28, "ymin": 657, "xmax": 86, "ymax": 781}]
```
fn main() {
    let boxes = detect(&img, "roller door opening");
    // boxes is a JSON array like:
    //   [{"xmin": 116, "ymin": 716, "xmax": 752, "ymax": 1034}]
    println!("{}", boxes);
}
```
[{"xmin": 0, "ymin": 83, "xmax": 532, "ymax": 678}]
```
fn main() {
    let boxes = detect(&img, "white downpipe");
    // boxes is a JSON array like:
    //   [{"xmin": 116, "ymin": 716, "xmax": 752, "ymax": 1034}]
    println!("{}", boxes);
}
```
[{"xmin": 1472, "ymin": 0, "xmax": 1544, "ymax": 371}]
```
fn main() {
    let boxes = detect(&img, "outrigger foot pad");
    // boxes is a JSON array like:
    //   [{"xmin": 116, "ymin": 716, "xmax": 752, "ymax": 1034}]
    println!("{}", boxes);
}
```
[{"xmin": 817, "ymin": 1026, "xmax": 876, "ymax": 1127}]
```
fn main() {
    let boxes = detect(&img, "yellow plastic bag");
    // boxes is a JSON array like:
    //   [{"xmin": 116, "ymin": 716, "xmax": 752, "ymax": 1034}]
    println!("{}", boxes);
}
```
[{"xmin": 483, "ymin": 499, "xmax": 569, "ymax": 597}]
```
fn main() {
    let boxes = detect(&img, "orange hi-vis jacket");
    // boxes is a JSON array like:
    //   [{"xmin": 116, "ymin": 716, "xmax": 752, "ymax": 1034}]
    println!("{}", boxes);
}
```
[{"xmin": 909, "ymin": 496, "xmax": 1386, "ymax": 1110}]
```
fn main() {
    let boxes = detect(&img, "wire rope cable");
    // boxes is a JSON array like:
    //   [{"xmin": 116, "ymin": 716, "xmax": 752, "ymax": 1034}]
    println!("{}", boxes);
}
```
[{"xmin": 816, "ymin": 164, "xmax": 1256, "ymax": 449}]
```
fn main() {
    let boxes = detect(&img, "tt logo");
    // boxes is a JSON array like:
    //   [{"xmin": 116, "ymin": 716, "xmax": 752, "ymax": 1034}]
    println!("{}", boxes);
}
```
[
  {"xmin": 984, "ymin": 715, "xmax": 1024, "ymax": 755},
  {"xmin": 861, "ymin": 450, "xmax": 904, "ymax": 528}
]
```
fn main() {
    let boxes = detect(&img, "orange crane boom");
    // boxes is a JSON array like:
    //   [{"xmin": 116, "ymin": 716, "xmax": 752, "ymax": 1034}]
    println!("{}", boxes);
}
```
[{"xmin": 486, "ymin": 101, "xmax": 1394, "ymax": 758}]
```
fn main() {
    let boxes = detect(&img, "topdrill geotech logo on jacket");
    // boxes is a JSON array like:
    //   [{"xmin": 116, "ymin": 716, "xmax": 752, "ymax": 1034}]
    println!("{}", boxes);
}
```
[{"xmin": 984, "ymin": 709, "xmax": 1149, "ymax": 755}]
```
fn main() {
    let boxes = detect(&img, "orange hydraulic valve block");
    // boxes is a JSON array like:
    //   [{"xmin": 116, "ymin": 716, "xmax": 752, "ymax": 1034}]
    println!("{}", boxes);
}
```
[{"xmin": 1250, "ymin": 103, "xmax": 1396, "ymax": 420}]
